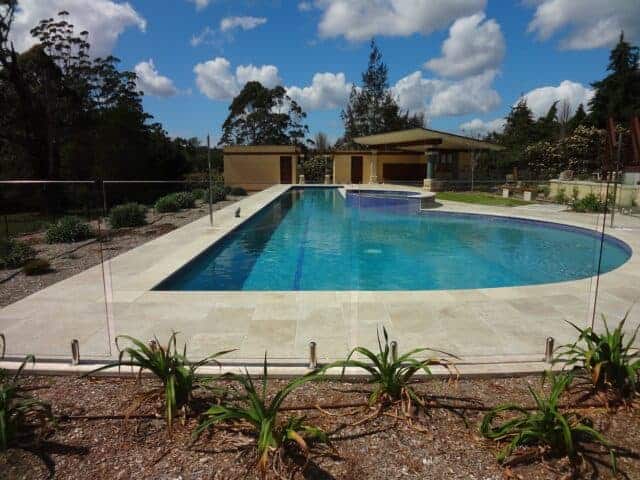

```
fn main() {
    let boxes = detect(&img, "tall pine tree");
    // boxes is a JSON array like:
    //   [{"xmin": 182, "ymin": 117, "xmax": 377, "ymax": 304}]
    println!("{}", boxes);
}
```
[
  {"xmin": 589, "ymin": 32, "xmax": 640, "ymax": 127},
  {"xmin": 340, "ymin": 40, "xmax": 423, "ymax": 145}
]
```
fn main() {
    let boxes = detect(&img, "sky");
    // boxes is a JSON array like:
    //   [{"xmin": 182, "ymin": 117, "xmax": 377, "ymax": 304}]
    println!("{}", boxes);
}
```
[{"xmin": 7, "ymin": 0, "xmax": 640, "ymax": 144}]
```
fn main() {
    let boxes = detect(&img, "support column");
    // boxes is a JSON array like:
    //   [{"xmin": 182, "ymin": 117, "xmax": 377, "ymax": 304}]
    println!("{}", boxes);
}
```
[
  {"xmin": 423, "ymin": 150, "xmax": 439, "ymax": 191},
  {"xmin": 369, "ymin": 150, "xmax": 378, "ymax": 183}
]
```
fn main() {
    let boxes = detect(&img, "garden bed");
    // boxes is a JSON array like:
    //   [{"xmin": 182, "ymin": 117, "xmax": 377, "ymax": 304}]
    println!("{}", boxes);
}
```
[
  {"xmin": 1, "ymin": 374, "xmax": 638, "ymax": 479},
  {"xmin": 0, "ymin": 199, "xmax": 238, "ymax": 307}
]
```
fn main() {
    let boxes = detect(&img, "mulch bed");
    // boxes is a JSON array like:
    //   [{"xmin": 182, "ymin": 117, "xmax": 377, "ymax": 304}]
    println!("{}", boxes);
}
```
[
  {"xmin": 1, "ymin": 374, "xmax": 638, "ymax": 479},
  {"xmin": 0, "ymin": 199, "xmax": 238, "ymax": 307}
]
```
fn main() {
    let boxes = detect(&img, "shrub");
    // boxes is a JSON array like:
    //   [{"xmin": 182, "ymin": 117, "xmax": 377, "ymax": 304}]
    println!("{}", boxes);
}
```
[
  {"xmin": 22, "ymin": 258, "xmax": 51, "ymax": 276},
  {"xmin": 229, "ymin": 186, "xmax": 247, "ymax": 196},
  {"xmin": 211, "ymin": 185, "xmax": 227, "ymax": 203},
  {"xmin": 554, "ymin": 188, "xmax": 567, "ymax": 204},
  {"xmin": 45, "ymin": 216, "xmax": 92, "ymax": 244},
  {"xmin": 194, "ymin": 357, "xmax": 326, "ymax": 477},
  {"xmin": 327, "ymin": 327, "xmax": 457, "ymax": 412},
  {"xmin": 0, "ymin": 355, "xmax": 54, "ymax": 450},
  {"xmin": 0, "ymin": 238, "xmax": 35, "ymax": 270},
  {"xmin": 301, "ymin": 156, "xmax": 328, "ymax": 183},
  {"xmin": 109, "ymin": 202, "xmax": 147, "ymax": 228},
  {"xmin": 572, "ymin": 193, "xmax": 603, "ymax": 213},
  {"xmin": 88, "ymin": 333, "xmax": 233, "ymax": 428},
  {"xmin": 554, "ymin": 312, "xmax": 640, "ymax": 399},
  {"xmin": 174, "ymin": 191, "xmax": 195, "ymax": 209},
  {"xmin": 191, "ymin": 188, "xmax": 207, "ymax": 201},
  {"xmin": 480, "ymin": 373, "xmax": 615, "ymax": 470},
  {"xmin": 155, "ymin": 194, "xmax": 181, "ymax": 213}
]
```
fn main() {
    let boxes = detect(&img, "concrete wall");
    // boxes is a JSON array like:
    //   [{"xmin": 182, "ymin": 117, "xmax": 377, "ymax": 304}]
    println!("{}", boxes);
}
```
[
  {"xmin": 549, "ymin": 179, "xmax": 640, "ymax": 208},
  {"xmin": 333, "ymin": 152, "xmax": 424, "ymax": 184},
  {"xmin": 224, "ymin": 152, "xmax": 297, "ymax": 191}
]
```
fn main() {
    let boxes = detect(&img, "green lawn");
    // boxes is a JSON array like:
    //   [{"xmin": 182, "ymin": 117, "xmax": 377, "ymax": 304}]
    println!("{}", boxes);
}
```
[{"xmin": 436, "ymin": 191, "xmax": 532, "ymax": 207}]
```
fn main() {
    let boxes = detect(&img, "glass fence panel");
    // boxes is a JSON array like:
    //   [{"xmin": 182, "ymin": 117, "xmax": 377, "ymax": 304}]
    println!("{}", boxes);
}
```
[
  {"xmin": 0, "ymin": 181, "xmax": 112, "ymax": 360},
  {"xmin": 3, "ymin": 177, "xmax": 624, "ymax": 366}
]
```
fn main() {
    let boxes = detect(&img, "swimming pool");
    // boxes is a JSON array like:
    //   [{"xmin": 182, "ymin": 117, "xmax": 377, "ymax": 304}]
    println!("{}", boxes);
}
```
[{"xmin": 154, "ymin": 187, "xmax": 632, "ymax": 291}]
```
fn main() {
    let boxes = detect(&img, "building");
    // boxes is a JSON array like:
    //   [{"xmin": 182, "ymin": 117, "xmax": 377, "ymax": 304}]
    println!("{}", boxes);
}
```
[
  {"xmin": 223, "ymin": 145, "xmax": 301, "ymax": 191},
  {"xmin": 223, "ymin": 128, "xmax": 502, "ymax": 191},
  {"xmin": 333, "ymin": 128, "xmax": 503, "ymax": 190}
]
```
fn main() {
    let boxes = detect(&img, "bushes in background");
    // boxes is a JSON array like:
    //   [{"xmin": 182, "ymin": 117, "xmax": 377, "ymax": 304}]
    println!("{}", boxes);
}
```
[
  {"xmin": 0, "ymin": 238, "xmax": 35, "ymax": 269},
  {"xmin": 109, "ymin": 203, "xmax": 147, "ymax": 228},
  {"xmin": 572, "ymin": 193, "xmax": 604, "ymax": 213},
  {"xmin": 45, "ymin": 216, "xmax": 92, "ymax": 244},
  {"xmin": 155, "ymin": 194, "xmax": 181, "ymax": 213},
  {"xmin": 22, "ymin": 258, "xmax": 52, "ymax": 276},
  {"xmin": 174, "ymin": 191, "xmax": 195, "ymax": 209},
  {"xmin": 191, "ymin": 188, "xmax": 206, "ymax": 201}
]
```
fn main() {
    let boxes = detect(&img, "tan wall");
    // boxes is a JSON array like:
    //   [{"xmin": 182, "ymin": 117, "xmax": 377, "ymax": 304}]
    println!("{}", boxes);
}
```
[
  {"xmin": 332, "ymin": 152, "xmax": 424, "ymax": 184},
  {"xmin": 549, "ymin": 179, "xmax": 640, "ymax": 208},
  {"xmin": 223, "ymin": 154, "xmax": 297, "ymax": 191}
]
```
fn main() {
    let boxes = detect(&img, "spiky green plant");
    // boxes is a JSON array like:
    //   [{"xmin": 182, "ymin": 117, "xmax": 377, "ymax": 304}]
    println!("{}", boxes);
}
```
[
  {"xmin": 480, "ymin": 373, "xmax": 615, "ymax": 470},
  {"xmin": 194, "ymin": 357, "xmax": 326, "ymax": 478},
  {"xmin": 1, "ymin": 356, "xmax": 53, "ymax": 450},
  {"xmin": 554, "ymin": 312, "xmax": 640, "ymax": 399},
  {"xmin": 88, "ymin": 333, "xmax": 233, "ymax": 428},
  {"xmin": 329, "ymin": 327, "xmax": 457, "ymax": 410}
]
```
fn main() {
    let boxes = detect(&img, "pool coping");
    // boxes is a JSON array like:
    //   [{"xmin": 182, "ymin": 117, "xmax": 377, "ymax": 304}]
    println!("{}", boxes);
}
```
[{"xmin": 1, "ymin": 183, "xmax": 638, "ymax": 375}]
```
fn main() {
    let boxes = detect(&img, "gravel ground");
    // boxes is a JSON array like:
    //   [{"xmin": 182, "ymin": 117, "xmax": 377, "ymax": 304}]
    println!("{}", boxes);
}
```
[
  {"xmin": 0, "ymin": 199, "xmax": 239, "ymax": 307},
  {"xmin": 1, "ymin": 374, "xmax": 638, "ymax": 479}
]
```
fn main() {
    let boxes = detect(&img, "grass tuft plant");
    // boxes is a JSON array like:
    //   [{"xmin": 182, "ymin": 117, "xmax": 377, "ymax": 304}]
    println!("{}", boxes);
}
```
[
  {"xmin": 194, "ymin": 356, "xmax": 326, "ymax": 478},
  {"xmin": 554, "ymin": 312, "xmax": 640, "ymax": 399},
  {"xmin": 88, "ymin": 333, "xmax": 233, "ymax": 428},
  {"xmin": 480, "ymin": 373, "xmax": 616, "ymax": 470},
  {"xmin": 329, "ymin": 327, "xmax": 457, "ymax": 412},
  {"xmin": 0, "ymin": 356, "xmax": 53, "ymax": 450}
]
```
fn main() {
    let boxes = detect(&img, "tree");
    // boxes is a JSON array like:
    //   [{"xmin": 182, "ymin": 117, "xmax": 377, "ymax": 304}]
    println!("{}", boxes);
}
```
[
  {"xmin": 311, "ymin": 132, "xmax": 331, "ymax": 153},
  {"xmin": 566, "ymin": 103, "xmax": 588, "ymax": 133},
  {"xmin": 218, "ymin": 81, "xmax": 308, "ymax": 146},
  {"xmin": 340, "ymin": 40, "xmax": 423, "ymax": 145},
  {"xmin": 534, "ymin": 101, "xmax": 560, "ymax": 141},
  {"xmin": 1, "ymin": 8, "xmax": 193, "ymax": 184},
  {"xmin": 589, "ymin": 32, "xmax": 640, "ymax": 127},
  {"xmin": 497, "ymin": 99, "xmax": 536, "ymax": 167}
]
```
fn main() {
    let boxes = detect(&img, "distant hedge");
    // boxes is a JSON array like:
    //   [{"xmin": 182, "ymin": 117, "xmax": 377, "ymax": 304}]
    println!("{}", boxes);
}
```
[
  {"xmin": 45, "ymin": 216, "xmax": 92, "ymax": 244},
  {"xmin": 0, "ymin": 238, "xmax": 35, "ymax": 269},
  {"xmin": 109, "ymin": 203, "xmax": 147, "ymax": 228}
]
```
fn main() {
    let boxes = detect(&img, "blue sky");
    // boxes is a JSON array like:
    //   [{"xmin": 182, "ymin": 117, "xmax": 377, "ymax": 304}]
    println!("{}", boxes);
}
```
[{"xmin": 9, "ymin": 0, "xmax": 640, "ymax": 143}]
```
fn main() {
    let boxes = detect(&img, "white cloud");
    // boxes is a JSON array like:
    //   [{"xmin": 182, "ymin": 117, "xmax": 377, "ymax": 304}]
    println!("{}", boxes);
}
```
[
  {"xmin": 520, "ymin": 80, "xmax": 594, "ymax": 118},
  {"xmin": 236, "ymin": 65, "xmax": 282, "ymax": 88},
  {"xmin": 194, "ymin": 57, "xmax": 283, "ymax": 100},
  {"xmin": 134, "ymin": 59, "xmax": 178, "ymax": 98},
  {"xmin": 459, "ymin": 117, "xmax": 505, "ymax": 135},
  {"xmin": 392, "ymin": 69, "xmax": 500, "ymax": 119},
  {"xmin": 315, "ymin": 0, "xmax": 486, "ymax": 41},
  {"xmin": 219, "ymin": 16, "xmax": 267, "ymax": 32},
  {"xmin": 190, "ymin": 26, "xmax": 215, "ymax": 47},
  {"xmin": 425, "ymin": 13, "xmax": 504, "ymax": 78},
  {"xmin": 298, "ymin": 1, "xmax": 313, "ymax": 12},
  {"xmin": 194, "ymin": 57, "xmax": 240, "ymax": 100},
  {"xmin": 188, "ymin": 0, "xmax": 211, "ymax": 10},
  {"xmin": 526, "ymin": 0, "xmax": 640, "ymax": 50},
  {"xmin": 286, "ymin": 72, "xmax": 353, "ymax": 110},
  {"xmin": 9, "ymin": 0, "xmax": 146, "ymax": 57}
]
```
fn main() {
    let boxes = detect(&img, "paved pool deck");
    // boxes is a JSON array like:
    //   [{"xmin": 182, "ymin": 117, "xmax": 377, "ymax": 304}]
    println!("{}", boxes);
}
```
[{"xmin": 0, "ymin": 184, "xmax": 638, "ymax": 373}]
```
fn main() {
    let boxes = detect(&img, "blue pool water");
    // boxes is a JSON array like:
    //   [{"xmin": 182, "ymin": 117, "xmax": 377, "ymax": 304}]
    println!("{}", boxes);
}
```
[{"xmin": 154, "ymin": 187, "xmax": 632, "ymax": 291}]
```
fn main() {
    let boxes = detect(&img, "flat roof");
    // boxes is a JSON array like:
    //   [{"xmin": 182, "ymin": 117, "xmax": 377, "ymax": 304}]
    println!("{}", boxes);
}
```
[
  {"xmin": 354, "ymin": 127, "xmax": 503, "ymax": 152},
  {"xmin": 223, "ymin": 145, "xmax": 300, "ymax": 154}
]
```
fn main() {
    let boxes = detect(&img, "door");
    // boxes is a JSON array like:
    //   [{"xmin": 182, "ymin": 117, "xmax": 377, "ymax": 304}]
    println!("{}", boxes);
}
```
[
  {"xmin": 280, "ymin": 156, "xmax": 292, "ymax": 183},
  {"xmin": 350, "ymin": 156, "xmax": 363, "ymax": 183}
]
